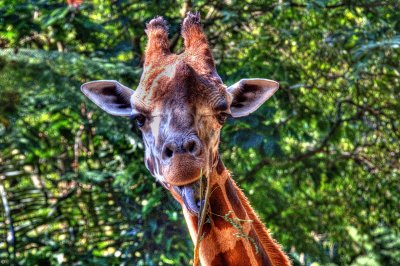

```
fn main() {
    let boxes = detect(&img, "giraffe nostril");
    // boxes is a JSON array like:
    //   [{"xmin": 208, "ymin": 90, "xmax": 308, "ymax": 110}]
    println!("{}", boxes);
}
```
[
  {"xmin": 165, "ymin": 147, "xmax": 173, "ymax": 158},
  {"xmin": 162, "ymin": 142, "xmax": 176, "ymax": 160},
  {"xmin": 184, "ymin": 138, "xmax": 201, "ymax": 156},
  {"xmin": 187, "ymin": 140, "xmax": 196, "ymax": 153}
]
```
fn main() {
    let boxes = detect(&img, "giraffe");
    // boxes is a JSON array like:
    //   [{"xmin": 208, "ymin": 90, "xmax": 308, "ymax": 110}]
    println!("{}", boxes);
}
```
[{"xmin": 81, "ymin": 12, "xmax": 291, "ymax": 266}]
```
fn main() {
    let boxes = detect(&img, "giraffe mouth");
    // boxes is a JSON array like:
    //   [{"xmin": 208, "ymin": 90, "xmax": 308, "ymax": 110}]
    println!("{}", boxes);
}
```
[{"xmin": 173, "ymin": 180, "xmax": 205, "ymax": 216}]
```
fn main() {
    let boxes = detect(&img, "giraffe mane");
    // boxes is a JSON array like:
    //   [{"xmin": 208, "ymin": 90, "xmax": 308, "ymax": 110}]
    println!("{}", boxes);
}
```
[{"xmin": 232, "ymin": 179, "xmax": 292, "ymax": 265}]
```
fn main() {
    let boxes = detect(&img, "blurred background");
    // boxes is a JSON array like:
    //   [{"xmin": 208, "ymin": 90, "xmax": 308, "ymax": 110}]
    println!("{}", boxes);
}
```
[{"xmin": 0, "ymin": 0, "xmax": 399, "ymax": 265}]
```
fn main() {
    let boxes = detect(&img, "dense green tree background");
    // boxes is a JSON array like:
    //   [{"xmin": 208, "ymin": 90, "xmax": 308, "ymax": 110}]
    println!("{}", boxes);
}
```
[{"xmin": 0, "ymin": 0, "xmax": 399, "ymax": 265}]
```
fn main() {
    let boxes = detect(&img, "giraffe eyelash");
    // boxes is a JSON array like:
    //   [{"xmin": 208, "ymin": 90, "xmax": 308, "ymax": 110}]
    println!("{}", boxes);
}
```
[{"xmin": 130, "ymin": 113, "xmax": 147, "ymax": 127}]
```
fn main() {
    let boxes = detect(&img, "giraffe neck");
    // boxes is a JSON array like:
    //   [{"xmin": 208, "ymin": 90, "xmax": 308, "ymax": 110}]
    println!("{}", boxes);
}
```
[{"xmin": 181, "ymin": 160, "xmax": 291, "ymax": 266}]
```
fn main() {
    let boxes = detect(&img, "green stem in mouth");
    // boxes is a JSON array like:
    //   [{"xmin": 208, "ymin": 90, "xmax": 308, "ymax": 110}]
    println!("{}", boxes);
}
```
[
  {"xmin": 197, "ymin": 171, "xmax": 204, "ymax": 229},
  {"xmin": 193, "ymin": 169, "xmax": 210, "ymax": 266}
]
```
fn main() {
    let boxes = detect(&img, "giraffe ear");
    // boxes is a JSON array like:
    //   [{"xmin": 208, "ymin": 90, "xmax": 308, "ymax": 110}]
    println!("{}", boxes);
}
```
[
  {"xmin": 227, "ymin": 78, "xmax": 279, "ymax": 118},
  {"xmin": 81, "ymin": 80, "xmax": 134, "ymax": 116}
]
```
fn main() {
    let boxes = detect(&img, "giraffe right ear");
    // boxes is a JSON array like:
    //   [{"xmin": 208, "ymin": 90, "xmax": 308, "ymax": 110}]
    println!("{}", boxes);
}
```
[
  {"xmin": 81, "ymin": 80, "xmax": 134, "ymax": 116},
  {"xmin": 227, "ymin": 78, "xmax": 279, "ymax": 118}
]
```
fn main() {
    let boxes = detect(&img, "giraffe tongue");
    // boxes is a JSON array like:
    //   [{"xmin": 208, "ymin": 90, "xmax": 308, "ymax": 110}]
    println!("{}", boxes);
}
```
[{"xmin": 182, "ymin": 185, "xmax": 200, "ymax": 215}]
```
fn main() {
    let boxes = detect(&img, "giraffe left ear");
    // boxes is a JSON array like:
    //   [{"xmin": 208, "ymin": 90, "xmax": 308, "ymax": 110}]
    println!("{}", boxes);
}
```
[
  {"xmin": 227, "ymin": 78, "xmax": 279, "ymax": 118},
  {"xmin": 81, "ymin": 80, "xmax": 134, "ymax": 116}
]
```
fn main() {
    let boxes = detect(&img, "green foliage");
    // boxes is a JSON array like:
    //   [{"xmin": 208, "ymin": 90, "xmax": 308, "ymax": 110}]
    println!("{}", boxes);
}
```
[{"xmin": 1, "ymin": 0, "xmax": 399, "ymax": 265}]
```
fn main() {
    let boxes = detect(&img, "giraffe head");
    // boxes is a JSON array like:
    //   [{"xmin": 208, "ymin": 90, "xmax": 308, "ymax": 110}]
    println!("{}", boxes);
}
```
[{"xmin": 81, "ymin": 13, "xmax": 278, "ymax": 215}]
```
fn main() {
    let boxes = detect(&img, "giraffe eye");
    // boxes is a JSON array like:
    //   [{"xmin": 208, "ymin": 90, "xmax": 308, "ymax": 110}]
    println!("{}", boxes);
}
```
[
  {"xmin": 216, "ymin": 112, "xmax": 230, "ymax": 124},
  {"xmin": 130, "ymin": 114, "xmax": 146, "ymax": 127}
]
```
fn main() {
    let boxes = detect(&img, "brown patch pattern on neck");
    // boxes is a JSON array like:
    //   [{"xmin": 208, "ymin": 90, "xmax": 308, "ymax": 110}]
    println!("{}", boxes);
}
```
[
  {"xmin": 224, "ymin": 178, "xmax": 247, "ymax": 220},
  {"xmin": 249, "ymin": 228, "xmax": 273, "ymax": 265},
  {"xmin": 209, "ymin": 184, "xmax": 231, "ymax": 231},
  {"xmin": 216, "ymin": 158, "xmax": 225, "ymax": 175},
  {"xmin": 210, "ymin": 240, "xmax": 251, "ymax": 266}
]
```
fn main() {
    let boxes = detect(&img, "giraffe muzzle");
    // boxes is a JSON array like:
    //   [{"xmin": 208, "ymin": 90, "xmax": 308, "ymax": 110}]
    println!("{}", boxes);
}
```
[{"xmin": 163, "ymin": 153, "xmax": 203, "ymax": 186}]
